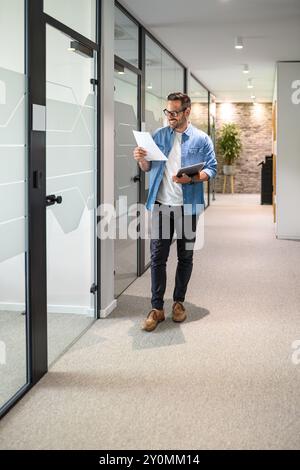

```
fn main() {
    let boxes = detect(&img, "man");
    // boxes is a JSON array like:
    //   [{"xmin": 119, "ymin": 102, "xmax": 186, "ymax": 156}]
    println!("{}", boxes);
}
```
[{"xmin": 133, "ymin": 92, "xmax": 217, "ymax": 332}]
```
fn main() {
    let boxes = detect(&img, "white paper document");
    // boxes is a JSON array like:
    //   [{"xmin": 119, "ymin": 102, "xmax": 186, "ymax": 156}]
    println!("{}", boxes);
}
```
[{"xmin": 133, "ymin": 131, "xmax": 167, "ymax": 161}]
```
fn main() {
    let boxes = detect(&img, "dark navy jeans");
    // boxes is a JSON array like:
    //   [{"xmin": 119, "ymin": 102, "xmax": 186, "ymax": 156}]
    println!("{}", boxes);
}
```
[{"xmin": 150, "ymin": 202, "xmax": 199, "ymax": 310}]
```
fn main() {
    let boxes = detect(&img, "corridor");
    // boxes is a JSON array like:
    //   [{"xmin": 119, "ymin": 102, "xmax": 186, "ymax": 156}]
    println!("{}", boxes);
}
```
[{"xmin": 1, "ymin": 194, "xmax": 299, "ymax": 450}]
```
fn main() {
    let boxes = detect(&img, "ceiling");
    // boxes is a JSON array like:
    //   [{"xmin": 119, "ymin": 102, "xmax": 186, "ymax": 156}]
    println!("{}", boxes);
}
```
[{"xmin": 120, "ymin": 0, "xmax": 300, "ymax": 102}]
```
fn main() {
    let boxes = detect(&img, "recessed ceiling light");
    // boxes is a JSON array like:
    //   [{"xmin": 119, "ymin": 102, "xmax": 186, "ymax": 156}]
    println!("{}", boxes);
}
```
[
  {"xmin": 235, "ymin": 36, "xmax": 244, "ymax": 49},
  {"xmin": 147, "ymin": 83, "xmax": 153, "ymax": 90},
  {"xmin": 243, "ymin": 64, "xmax": 249, "ymax": 74},
  {"xmin": 247, "ymin": 78, "xmax": 254, "ymax": 89},
  {"xmin": 251, "ymin": 95, "xmax": 256, "ymax": 100}
]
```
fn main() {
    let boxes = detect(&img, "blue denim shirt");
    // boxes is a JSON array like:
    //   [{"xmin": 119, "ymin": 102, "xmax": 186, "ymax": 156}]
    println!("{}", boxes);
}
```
[{"xmin": 146, "ymin": 124, "xmax": 218, "ymax": 215}]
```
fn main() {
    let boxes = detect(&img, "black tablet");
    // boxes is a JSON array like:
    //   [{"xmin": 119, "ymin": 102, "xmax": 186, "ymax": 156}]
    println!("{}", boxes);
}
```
[{"xmin": 176, "ymin": 162, "xmax": 205, "ymax": 177}]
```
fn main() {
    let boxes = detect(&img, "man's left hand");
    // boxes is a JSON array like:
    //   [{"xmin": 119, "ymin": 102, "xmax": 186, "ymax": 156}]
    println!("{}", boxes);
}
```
[{"xmin": 172, "ymin": 173, "xmax": 192, "ymax": 184}]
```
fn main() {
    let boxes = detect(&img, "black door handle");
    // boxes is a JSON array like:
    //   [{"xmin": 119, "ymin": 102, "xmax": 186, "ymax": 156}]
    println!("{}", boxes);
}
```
[
  {"xmin": 132, "ymin": 175, "xmax": 141, "ymax": 183},
  {"xmin": 46, "ymin": 194, "xmax": 63, "ymax": 207}
]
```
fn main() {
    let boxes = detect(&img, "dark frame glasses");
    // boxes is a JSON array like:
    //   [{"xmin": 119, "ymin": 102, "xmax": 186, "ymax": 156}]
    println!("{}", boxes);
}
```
[{"xmin": 163, "ymin": 107, "xmax": 188, "ymax": 117}]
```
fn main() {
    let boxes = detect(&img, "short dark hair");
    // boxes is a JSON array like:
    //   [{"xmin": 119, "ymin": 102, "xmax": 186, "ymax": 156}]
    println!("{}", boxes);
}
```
[{"xmin": 167, "ymin": 92, "xmax": 191, "ymax": 109}]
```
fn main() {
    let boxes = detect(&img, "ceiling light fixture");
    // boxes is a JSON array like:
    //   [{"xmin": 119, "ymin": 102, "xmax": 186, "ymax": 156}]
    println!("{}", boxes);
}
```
[
  {"xmin": 235, "ymin": 36, "xmax": 244, "ymax": 49},
  {"xmin": 247, "ymin": 78, "xmax": 254, "ymax": 89},
  {"xmin": 147, "ymin": 83, "xmax": 153, "ymax": 90},
  {"xmin": 243, "ymin": 64, "xmax": 249, "ymax": 74}
]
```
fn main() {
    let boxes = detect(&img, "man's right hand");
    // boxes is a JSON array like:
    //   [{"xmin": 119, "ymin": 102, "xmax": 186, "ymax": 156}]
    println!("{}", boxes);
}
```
[
  {"xmin": 133, "ymin": 147, "xmax": 147, "ymax": 162},
  {"xmin": 133, "ymin": 147, "xmax": 150, "ymax": 172}
]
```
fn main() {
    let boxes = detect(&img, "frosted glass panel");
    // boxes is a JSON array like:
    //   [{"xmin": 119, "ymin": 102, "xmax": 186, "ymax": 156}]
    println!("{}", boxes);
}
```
[
  {"xmin": 0, "ymin": 0, "xmax": 27, "ymax": 410},
  {"xmin": 0, "ymin": 1, "xmax": 24, "ymax": 73},
  {"xmin": 46, "ymin": 26, "xmax": 96, "ymax": 365},
  {"xmin": 114, "ymin": 69, "xmax": 138, "ymax": 296},
  {"xmin": 44, "ymin": 0, "xmax": 96, "ymax": 41}
]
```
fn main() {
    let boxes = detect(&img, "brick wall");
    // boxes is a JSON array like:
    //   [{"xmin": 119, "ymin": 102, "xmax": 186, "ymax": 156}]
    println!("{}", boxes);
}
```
[
  {"xmin": 214, "ymin": 102, "xmax": 273, "ymax": 193},
  {"xmin": 190, "ymin": 102, "xmax": 209, "ymax": 134}
]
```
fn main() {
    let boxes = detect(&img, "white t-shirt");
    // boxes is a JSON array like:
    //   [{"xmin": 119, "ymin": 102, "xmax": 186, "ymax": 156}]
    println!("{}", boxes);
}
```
[{"xmin": 156, "ymin": 131, "xmax": 183, "ymax": 206}]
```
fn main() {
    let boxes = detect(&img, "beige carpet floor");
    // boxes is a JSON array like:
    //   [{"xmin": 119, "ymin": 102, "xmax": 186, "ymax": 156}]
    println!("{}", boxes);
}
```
[
  {"xmin": 0, "ymin": 194, "xmax": 300, "ymax": 450},
  {"xmin": 0, "ymin": 312, "xmax": 94, "ymax": 409}
]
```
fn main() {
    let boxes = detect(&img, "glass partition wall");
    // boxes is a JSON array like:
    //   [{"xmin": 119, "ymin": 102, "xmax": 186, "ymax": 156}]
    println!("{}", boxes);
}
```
[
  {"xmin": 0, "ymin": 0, "xmax": 100, "ymax": 417},
  {"xmin": 145, "ymin": 36, "xmax": 185, "ymax": 133},
  {"xmin": 114, "ymin": 8, "xmax": 140, "ymax": 296},
  {"xmin": 1, "ymin": 0, "xmax": 212, "ymax": 416},
  {"xmin": 114, "ymin": 66, "xmax": 139, "ymax": 297},
  {"xmin": 44, "ymin": 1, "xmax": 99, "ymax": 367},
  {"xmin": 0, "ymin": 0, "xmax": 28, "ymax": 412},
  {"xmin": 114, "ymin": 3, "xmax": 210, "ymax": 275},
  {"xmin": 114, "ymin": 6, "xmax": 139, "ymax": 68},
  {"xmin": 144, "ymin": 35, "xmax": 185, "ymax": 267},
  {"xmin": 46, "ymin": 24, "xmax": 97, "ymax": 365},
  {"xmin": 44, "ymin": 0, "xmax": 97, "ymax": 41}
]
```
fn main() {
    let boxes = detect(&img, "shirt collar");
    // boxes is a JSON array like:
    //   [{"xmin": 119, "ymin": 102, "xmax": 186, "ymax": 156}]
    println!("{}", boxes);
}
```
[
  {"xmin": 183, "ymin": 122, "xmax": 193, "ymax": 137},
  {"xmin": 169, "ymin": 122, "xmax": 192, "ymax": 137}
]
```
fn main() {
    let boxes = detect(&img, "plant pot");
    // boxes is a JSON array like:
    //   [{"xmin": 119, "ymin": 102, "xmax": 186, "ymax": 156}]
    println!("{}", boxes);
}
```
[{"xmin": 223, "ymin": 165, "xmax": 234, "ymax": 176}]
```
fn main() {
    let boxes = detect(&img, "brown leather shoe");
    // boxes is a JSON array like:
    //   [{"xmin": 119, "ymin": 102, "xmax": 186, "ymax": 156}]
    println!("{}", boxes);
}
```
[
  {"xmin": 172, "ymin": 302, "xmax": 187, "ymax": 323},
  {"xmin": 142, "ymin": 309, "xmax": 165, "ymax": 332}
]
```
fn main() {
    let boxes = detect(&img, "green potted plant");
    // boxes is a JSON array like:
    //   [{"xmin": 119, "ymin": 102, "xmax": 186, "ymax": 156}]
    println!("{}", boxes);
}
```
[{"xmin": 217, "ymin": 123, "xmax": 242, "ymax": 175}]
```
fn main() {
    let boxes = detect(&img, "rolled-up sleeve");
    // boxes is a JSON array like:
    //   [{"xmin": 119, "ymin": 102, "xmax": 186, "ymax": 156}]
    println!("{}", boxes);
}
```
[{"xmin": 203, "ymin": 135, "xmax": 218, "ymax": 180}]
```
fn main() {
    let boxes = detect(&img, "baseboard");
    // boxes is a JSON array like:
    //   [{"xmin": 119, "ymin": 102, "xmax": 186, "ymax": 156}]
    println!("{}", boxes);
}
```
[
  {"xmin": 0, "ymin": 302, "xmax": 94, "ymax": 316},
  {"xmin": 1, "ymin": 300, "xmax": 118, "ymax": 317},
  {"xmin": 47, "ymin": 305, "xmax": 95, "ymax": 316},
  {"xmin": 276, "ymin": 234, "xmax": 300, "ymax": 240},
  {"xmin": 0, "ymin": 303, "xmax": 25, "ymax": 312},
  {"xmin": 100, "ymin": 299, "xmax": 117, "ymax": 318}
]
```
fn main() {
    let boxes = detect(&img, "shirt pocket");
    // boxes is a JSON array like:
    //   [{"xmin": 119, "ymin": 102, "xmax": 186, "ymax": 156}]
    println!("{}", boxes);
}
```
[{"xmin": 188, "ymin": 147, "xmax": 204, "ymax": 162}]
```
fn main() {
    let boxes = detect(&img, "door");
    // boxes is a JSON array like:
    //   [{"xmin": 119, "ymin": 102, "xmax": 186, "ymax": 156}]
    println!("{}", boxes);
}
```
[
  {"xmin": 46, "ymin": 25, "xmax": 97, "ymax": 365},
  {"xmin": 114, "ymin": 64, "xmax": 139, "ymax": 297}
]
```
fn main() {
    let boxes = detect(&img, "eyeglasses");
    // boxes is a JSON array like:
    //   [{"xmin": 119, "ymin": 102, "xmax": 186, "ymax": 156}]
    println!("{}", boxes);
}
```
[{"xmin": 163, "ymin": 107, "xmax": 187, "ymax": 117}]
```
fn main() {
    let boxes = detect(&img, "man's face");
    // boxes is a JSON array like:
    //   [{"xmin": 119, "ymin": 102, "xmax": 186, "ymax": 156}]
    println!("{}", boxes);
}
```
[{"xmin": 165, "ymin": 100, "xmax": 190, "ymax": 129}]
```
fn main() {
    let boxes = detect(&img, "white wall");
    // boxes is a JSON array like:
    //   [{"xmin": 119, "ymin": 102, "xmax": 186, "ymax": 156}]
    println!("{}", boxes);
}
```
[{"xmin": 276, "ymin": 62, "xmax": 300, "ymax": 240}]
